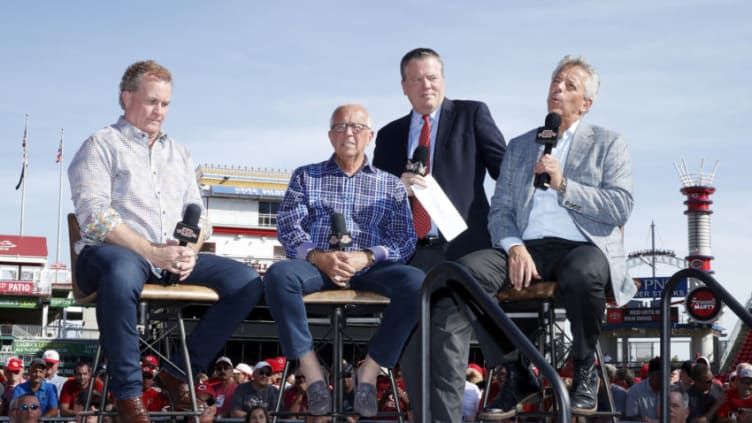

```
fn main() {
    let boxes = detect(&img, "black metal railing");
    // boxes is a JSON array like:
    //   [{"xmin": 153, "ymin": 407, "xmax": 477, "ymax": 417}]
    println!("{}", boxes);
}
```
[
  {"xmin": 660, "ymin": 268, "xmax": 752, "ymax": 422},
  {"xmin": 420, "ymin": 262, "xmax": 571, "ymax": 422}
]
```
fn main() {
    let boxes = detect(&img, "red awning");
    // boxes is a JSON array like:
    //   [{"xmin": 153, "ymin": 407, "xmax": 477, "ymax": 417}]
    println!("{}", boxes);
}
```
[{"xmin": 0, "ymin": 235, "xmax": 48, "ymax": 258}]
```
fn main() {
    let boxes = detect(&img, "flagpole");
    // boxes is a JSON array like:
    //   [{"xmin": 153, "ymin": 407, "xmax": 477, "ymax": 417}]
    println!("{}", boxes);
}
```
[
  {"xmin": 19, "ymin": 114, "xmax": 29, "ymax": 236},
  {"xmin": 55, "ymin": 128, "xmax": 64, "ymax": 283}
]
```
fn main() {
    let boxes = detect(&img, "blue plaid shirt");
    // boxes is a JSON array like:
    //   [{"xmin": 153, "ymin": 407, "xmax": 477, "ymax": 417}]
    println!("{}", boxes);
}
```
[{"xmin": 277, "ymin": 155, "xmax": 416, "ymax": 263}]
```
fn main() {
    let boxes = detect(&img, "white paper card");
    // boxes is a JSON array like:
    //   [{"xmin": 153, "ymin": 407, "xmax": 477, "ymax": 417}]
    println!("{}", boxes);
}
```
[{"xmin": 412, "ymin": 174, "xmax": 468, "ymax": 241}]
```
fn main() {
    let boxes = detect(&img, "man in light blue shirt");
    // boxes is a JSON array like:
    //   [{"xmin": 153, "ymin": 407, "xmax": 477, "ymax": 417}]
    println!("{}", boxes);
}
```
[{"xmin": 458, "ymin": 55, "xmax": 634, "ymax": 419}]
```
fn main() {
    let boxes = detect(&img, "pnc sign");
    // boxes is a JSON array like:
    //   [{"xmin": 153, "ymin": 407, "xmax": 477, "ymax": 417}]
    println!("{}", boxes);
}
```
[{"xmin": 633, "ymin": 277, "xmax": 688, "ymax": 299}]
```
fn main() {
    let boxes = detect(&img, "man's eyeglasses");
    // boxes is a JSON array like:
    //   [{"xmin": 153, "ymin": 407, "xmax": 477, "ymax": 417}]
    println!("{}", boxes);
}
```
[
  {"xmin": 295, "ymin": 374, "xmax": 305, "ymax": 382},
  {"xmin": 331, "ymin": 123, "xmax": 370, "ymax": 134},
  {"xmin": 15, "ymin": 404, "xmax": 41, "ymax": 411},
  {"xmin": 143, "ymin": 372, "xmax": 155, "ymax": 379},
  {"xmin": 257, "ymin": 369, "xmax": 271, "ymax": 377}
]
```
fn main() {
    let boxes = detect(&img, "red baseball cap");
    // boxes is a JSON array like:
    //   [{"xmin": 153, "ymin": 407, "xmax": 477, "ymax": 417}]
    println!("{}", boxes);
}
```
[
  {"xmin": 266, "ymin": 356, "xmax": 286, "ymax": 373},
  {"xmin": 195, "ymin": 382, "xmax": 216, "ymax": 399},
  {"xmin": 5, "ymin": 357, "xmax": 23, "ymax": 372},
  {"xmin": 142, "ymin": 355, "xmax": 159, "ymax": 368},
  {"xmin": 468, "ymin": 363, "xmax": 485, "ymax": 379}
]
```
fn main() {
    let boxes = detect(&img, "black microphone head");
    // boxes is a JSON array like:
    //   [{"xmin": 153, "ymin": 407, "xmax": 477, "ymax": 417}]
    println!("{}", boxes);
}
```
[
  {"xmin": 331, "ymin": 212, "xmax": 347, "ymax": 234},
  {"xmin": 411, "ymin": 145, "xmax": 429, "ymax": 164},
  {"xmin": 544, "ymin": 112, "xmax": 562, "ymax": 130},
  {"xmin": 182, "ymin": 204, "xmax": 202, "ymax": 226},
  {"xmin": 174, "ymin": 204, "xmax": 201, "ymax": 244}
]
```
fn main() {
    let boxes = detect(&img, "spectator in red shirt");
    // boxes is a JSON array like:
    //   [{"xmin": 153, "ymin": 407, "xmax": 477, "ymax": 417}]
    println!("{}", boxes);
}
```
[
  {"xmin": 195, "ymin": 382, "xmax": 218, "ymax": 423},
  {"xmin": 377, "ymin": 367, "xmax": 409, "ymax": 421},
  {"xmin": 717, "ymin": 365, "xmax": 752, "ymax": 422},
  {"xmin": 283, "ymin": 366, "xmax": 309, "ymax": 415},
  {"xmin": 1, "ymin": 358, "xmax": 26, "ymax": 416},
  {"xmin": 140, "ymin": 356, "xmax": 168, "ymax": 412},
  {"xmin": 265, "ymin": 357, "xmax": 286, "ymax": 389},
  {"xmin": 74, "ymin": 390, "xmax": 114, "ymax": 423},
  {"xmin": 212, "ymin": 356, "xmax": 237, "ymax": 417},
  {"xmin": 59, "ymin": 361, "xmax": 103, "ymax": 416}
]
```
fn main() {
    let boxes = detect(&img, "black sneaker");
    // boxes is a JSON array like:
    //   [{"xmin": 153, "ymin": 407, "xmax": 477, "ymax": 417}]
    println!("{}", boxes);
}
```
[
  {"xmin": 478, "ymin": 361, "xmax": 540, "ymax": 420},
  {"xmin": 571, "ymin": 359, "xmax": 599, "ymax": 415}
]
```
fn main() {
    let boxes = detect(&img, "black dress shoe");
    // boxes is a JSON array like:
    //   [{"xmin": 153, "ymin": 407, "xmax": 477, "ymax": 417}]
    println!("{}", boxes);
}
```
[
  {"xmin": 479, "ymin": 360, "xmax": 540, "ymax": 420},
  {"xmin": 571, "ymin": 360, "xmax": 599, "ymax": 415}
]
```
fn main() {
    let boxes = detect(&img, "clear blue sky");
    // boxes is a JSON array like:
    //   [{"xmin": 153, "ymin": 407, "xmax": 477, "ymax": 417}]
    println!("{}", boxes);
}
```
[{"xmin": 1, "ymin": 1, "xmax": 750, "ymax": 333}]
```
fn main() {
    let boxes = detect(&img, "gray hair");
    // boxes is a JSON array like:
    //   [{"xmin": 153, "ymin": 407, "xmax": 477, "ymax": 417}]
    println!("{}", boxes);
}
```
[
  {"xmin": 552, "ymin": 55, "xmax": 600, "ymax": 102},
  {"xmin": 9, "ymin": 393, "xmax": 40, "ymax": 422},
  {"xmin": 329, "ymin": 104, "xmax": 373, "ymax": 128},
  {"xmin": 669, "ymin": 386, "xmax": 689, "ymax": 408}
]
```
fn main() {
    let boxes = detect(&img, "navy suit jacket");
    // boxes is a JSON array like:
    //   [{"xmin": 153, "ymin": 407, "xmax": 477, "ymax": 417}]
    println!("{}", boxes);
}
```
[{"xmin": 373, "ymin": 98, "xmax": 506, "ymax": 260}]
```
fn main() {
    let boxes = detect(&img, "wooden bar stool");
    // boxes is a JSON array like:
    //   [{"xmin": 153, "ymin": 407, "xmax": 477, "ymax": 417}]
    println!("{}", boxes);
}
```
[
  {"xmin": 478, "ymin": 281, "xmax": 619, "ymax": 422},
  {"xmin": 68, "ymin": 213, "xmax": 219, "ymax": 422},
  {"xmin": 272, "ymin": 289, "xmax": 405, "ymax": 423}
]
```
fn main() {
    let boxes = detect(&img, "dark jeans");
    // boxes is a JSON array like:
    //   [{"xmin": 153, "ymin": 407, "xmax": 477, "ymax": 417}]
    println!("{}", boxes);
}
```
[
  {"xmin": 76, "ymin": 244, "xmax": 263, "ymax": 400},
  {"xmin": 263, "ymin": 259, "xmax": 424, "ymax": 367}
]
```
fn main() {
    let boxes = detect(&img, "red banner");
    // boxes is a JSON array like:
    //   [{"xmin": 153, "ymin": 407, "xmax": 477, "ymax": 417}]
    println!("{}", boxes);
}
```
[
  {"xmin": 607, "ymin": 306, "xmax": 678, "ymax": 324},
  {"xmin": 0, "ymin": 281, "xmax": 35, "ymax": 295}
]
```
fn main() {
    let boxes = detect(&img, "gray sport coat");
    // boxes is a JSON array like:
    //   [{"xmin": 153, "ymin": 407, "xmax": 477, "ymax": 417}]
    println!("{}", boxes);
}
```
[{"xmin": 488, "ymin": 121, "xmax": 636, "ymax": 306}]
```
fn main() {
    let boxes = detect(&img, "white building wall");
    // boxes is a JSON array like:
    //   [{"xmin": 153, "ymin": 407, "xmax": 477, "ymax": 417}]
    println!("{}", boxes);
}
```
[{"xmin": 207, "ymin": 197, "xmax": 259, "ymax": 228}]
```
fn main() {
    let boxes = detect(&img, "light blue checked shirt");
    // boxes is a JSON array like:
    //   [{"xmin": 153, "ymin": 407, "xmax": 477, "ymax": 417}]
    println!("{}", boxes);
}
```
[
  {"xmin": 277, "ymin": 155, "xmax": 416, "ymax": 264},
  {"xmin": 68, "ymin": 116, "xmax": 205, "ymax": 254}
]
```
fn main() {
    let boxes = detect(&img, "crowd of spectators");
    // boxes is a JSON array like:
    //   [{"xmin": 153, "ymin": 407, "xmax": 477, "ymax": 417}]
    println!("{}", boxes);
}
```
[{"xmin": 4, "ymin": 345, "xmax": 752, "ymax": 423}]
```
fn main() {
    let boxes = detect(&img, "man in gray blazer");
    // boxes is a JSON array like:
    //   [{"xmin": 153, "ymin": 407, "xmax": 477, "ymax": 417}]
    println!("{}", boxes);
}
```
[{"xmin": 457, "ymin": 55, "xmax": 635, "ymax": 419}]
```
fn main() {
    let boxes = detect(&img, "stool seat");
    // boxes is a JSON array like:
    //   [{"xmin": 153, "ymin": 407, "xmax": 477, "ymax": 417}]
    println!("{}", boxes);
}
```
[
  {"xmin": 497, "ymin": 281, "xmax": 557, "ymax": 302},
  {"xmin": 141, "ymin": 284, "xmax": 220, "ymax": 302},
  {"xmin": 274, "ymin": 288, "xmax": 403, "ymax": 423},
  {"xmin": 303, "ymin": 289, "xmax": 390, "ymax": 305}
]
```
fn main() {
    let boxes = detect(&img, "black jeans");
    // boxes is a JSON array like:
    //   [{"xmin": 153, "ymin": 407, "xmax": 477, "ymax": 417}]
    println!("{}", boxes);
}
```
[{"xmin": 458, "ymin": 238, "xmax": 610, "ymax": 363}]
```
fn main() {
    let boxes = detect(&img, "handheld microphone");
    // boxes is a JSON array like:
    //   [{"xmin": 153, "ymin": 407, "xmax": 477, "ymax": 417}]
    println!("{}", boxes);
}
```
[
  {"xmin": 328, "ymin": 212, "xmax": 352, "ymax": 251},
  {"xmin": 533, "ymin": 112, "xmax": 562, "ymax": 190},
  {"xmin": 166, "ymin": 204, "xmax": 201, "ymax": 284},
  {"xmin": 405, "ymin": 145, "xmax": 429, "ymax": 176}
]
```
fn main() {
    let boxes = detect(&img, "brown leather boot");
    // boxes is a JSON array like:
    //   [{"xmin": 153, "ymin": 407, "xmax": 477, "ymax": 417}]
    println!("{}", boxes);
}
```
[
  {"xmin": 115, "ymin": 397, "xmax": 150, "ymax": 423},
  {"xmin": 157, "ymin": 369, "xmax": 193, "ymax": 410}
]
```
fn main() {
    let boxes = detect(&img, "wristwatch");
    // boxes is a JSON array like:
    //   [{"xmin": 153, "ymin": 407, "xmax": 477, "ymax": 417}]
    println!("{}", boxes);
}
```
[
  {"xmin": 363, "ymin": 249, "xmax": 375, "ymax": 266},
  {"xmin": 558, "ymin": 177, "xmax": 568, "ymax": 194}
]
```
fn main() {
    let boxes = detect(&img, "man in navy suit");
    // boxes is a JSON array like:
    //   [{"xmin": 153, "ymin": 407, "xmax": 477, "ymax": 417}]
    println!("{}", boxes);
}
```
[
  {"xmin": 373, "ymin": 47, "xmax": 506, "ymax": 423},
  {"xmin": 461, "ymin": 55, "xmax": 635, "ymax": 420}
]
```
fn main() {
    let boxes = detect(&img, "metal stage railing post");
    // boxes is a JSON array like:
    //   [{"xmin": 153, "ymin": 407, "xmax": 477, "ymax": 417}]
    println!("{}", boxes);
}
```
[
  {"xmin": 420, "ymin": 262, "xmax": 571, "ymax": 422},
  {"xmin": 660, "ymin": 268, "xmax": 752, "ymax": 422}
]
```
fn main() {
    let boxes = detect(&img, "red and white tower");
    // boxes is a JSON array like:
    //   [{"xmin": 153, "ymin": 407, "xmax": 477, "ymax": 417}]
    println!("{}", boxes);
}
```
[{"xmin": 675, "ymin": 159, "xmax": 719, "ymax": 273}]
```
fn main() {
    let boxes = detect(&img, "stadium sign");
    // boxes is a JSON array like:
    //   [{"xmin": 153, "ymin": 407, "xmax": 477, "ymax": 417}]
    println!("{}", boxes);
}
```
[
  {"xmin": 633, "ymin": 277, "xmax": 688, "ymax": 299},
  {"xmin": 685, "ymin": 286, "xmax": 722, "ymax": 323}
]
